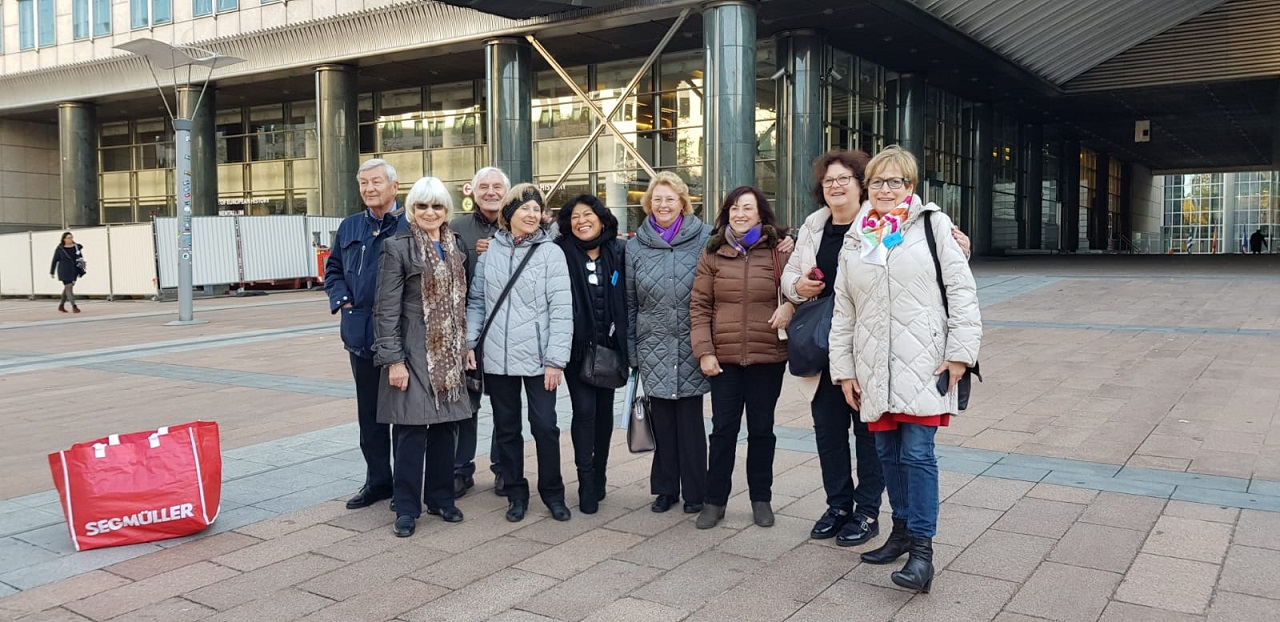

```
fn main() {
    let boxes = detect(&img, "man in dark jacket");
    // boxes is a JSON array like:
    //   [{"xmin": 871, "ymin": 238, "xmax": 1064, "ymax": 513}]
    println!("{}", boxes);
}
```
[
  {"xmin": 448, "ymin": 166, "xmax": 508, "ymax": 497},
  {"xmin": 1250, "ymin": 229, "xmax": 1268, "ymax": 254},
  {"xmin": 325, "ymin": 158, "xmax": 407, "ymax": 510}
]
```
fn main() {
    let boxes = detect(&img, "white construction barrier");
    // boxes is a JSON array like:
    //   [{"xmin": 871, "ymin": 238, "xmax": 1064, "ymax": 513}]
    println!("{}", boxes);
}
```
[{"xmin": 0, "ymin": 231, "xmax": 34, "ymax": 296}]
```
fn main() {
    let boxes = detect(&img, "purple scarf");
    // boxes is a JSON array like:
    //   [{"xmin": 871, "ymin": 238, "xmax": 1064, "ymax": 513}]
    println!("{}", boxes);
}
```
[{"xmin": 649, "ymin": 214, "xmax": 684, "ymax": 244}]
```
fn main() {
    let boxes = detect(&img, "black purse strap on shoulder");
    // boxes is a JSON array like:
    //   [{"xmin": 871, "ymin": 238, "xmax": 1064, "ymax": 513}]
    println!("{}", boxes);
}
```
[
  {"xmin": 922, "ymin": 211, "xmax": 948, "ymax": 317},
  {"xmin": 474, "ymin": 244, "xmax": 538, "ymax": 355}
]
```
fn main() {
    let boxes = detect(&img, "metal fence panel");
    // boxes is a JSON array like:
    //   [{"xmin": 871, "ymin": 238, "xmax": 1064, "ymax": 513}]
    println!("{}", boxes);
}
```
[
  {"xmin": 31, "ymin": 230, "xmax": 68, "ymax": 297},
  {"xmin": 0, "ymin": 232, "xmax": 33, "ymax": 296},
  {"xmin": 62, "ymin": 227, "xmax": 113, "ymax": 296},
  {"xmin": 155, "ymin": 217, "xmax": 241, "ymax": 288},
  {"xmin": 306, "ymin": 216, "xmax": 344, "ymax": 249},
  {"xmin": 107, "ymin": 224, "xmax": 159, "ymax": 296},
  {"xmin": 239, "ymin": 215, "xmax": 313, "ymax": 282}
]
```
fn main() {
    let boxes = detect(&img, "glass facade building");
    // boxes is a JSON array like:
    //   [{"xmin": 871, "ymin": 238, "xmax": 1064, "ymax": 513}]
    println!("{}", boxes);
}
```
[{"xmin": 1163, "ymin": 172, "xmax": 1277, "ymax": 254}]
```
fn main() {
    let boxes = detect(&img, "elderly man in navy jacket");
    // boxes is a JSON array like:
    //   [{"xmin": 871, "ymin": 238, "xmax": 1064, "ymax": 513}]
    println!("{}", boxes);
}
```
[{"xmin": 325, "ymin": 158, "xmax": 407, "ymax": 510}]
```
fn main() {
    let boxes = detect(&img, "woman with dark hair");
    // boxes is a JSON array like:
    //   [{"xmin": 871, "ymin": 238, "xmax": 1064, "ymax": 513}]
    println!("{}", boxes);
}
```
[
  {"xmin": 50, "ymin": 232, "xmax": 85, "ymax": 313},
  {"xmin": 554, "ymin": 194, "xmax": 628, "ymax": 514},
  {"xmin": 689, "ymin": 186, "xmax": 793, "ymax": 529}
]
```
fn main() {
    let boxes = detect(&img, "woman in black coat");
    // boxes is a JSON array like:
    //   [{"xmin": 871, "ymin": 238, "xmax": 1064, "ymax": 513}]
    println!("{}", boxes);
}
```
[
  {"xmin": 554, "ymin": 194, "xmax": 628, "ymax": 514},
  {"xmin": 50, "ymin": 232, "xmax": 84, "ymax": 313}
]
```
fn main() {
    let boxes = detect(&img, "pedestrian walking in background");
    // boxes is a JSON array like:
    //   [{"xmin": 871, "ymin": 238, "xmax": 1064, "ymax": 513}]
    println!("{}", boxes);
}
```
[
  {"xmin": 50, "ymin": 232, "xmax": 85, "ymax": 313},
  {"xmin": 1250, "ymin": 228, "xmax": 1268, "ymax": 254},
  {"xmin": 690, "ymin": 186, "xmax": 793, "ymax": 529},
  {"xmin": 373, "ymin": 176, "xmax": 472, "ymax": 537}
]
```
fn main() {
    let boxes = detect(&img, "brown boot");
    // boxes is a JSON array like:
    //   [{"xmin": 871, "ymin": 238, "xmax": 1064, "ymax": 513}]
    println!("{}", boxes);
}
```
[
  {"xmin": 58, "ymin": 302, "xmax": 67, "ymax": 313},
  {"xmin": 72, "ymin": 305, "xmax": 81, "ymax": 314}
]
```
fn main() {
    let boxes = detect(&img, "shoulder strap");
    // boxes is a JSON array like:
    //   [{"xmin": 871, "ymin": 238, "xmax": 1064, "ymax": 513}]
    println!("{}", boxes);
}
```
[
  {"xmin": 474, "ymin": 244, "xmax": 539, "ymax": 352},
  {"xmin": 922, "ymin": 211, "xmax": 949, "ymax": 318}
]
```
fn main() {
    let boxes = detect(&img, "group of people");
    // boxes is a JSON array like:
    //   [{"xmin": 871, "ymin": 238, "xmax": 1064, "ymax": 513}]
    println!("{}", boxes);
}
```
[{"xmin": 325, "ymin": 144, "xmax": 981, "ymax": 594}]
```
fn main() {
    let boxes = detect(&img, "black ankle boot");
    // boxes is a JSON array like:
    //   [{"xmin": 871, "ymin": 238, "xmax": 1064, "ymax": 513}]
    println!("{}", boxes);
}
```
[
  {"xmin": 860, "ymin": 518, "xmax": 909, "ymax": 564},
  {"xmin": 578, "ymin": 471, "xmax": 598, "ymax": 514},
  {"xmin": 890, "ymin": 536, "xmax": 934, "ymax": 593}
]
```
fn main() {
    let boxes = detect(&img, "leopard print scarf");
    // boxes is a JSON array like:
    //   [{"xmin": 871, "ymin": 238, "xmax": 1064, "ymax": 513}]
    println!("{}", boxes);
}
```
[{"xmin": 410, "ymin": 221, "xmax": 468, "ymax": 407}]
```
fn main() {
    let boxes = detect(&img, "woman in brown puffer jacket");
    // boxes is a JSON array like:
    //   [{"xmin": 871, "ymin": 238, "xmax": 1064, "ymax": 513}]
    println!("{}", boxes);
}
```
[{"xmin": 689, "ymin": 186, "xmax": 794, "ymax": 530}]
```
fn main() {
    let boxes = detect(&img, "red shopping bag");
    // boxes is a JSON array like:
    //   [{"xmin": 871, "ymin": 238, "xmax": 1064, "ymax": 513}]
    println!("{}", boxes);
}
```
[{"xmin": 47, "ymin": 421, "xmax": 222, "ymax": 551}]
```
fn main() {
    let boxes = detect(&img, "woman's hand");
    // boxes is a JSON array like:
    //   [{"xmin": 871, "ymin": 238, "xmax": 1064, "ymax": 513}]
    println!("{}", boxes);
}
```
[
  {"xmin": 769, "ymin": 302, "xmax": 795, "ymax": 330},
  {"xmin": 936, "ymin": 361, "xmax": 968, "ymax": 393},
  {"xmin": 388, "ymin": 362, "xmax": 409, "ymax": 392},
  {"xmin": 700, "ymin": 354, "xmax": 722, "ymax": 377},
  {"xmin": 466, "ymin": 350, "xmax": 477, "ymax": 370},
  {"xmin": 776, "ymin": 236, "xmax": 795, "ymax": 254},
  {"xmin": 544, "ymin": 366, "xmax": 563, "ymax": 391},
  {"xmin": 952, "ymin": 229, "xmax": 972, "ymax": 258},
  {"xmin": 795, "ymin": 276, "xmax": 825, "ymax": 299},
  {"xmin": 840, "ymin": 378, "xmax": 861, "ymax": 410}
]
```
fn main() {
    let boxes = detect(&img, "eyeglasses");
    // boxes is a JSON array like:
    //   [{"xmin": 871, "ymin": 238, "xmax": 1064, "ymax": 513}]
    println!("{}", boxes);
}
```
[
  {"xmin": 868, "ymin": 178, "xmax": 909, "ymax": 190},
  {"xmin": 821, "ymin": 174, "xmax": 857, "ymax": 188},
  {"xmin": 586, "ymin": 260, "xmax": 599, "ymax": 285},
  {"xmin": 413, "ymin": 203, "xmax": 446, "ymax": 211}
]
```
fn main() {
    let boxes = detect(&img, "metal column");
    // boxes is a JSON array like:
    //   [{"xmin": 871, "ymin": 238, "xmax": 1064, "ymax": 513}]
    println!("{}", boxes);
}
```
[
  {"xmin": 177, "ymin": 84, "xmax": 217, "ymax": 217},
  {"xmin": 1061, "ymin": 139, "xmax": 1081, "ymax": 252},
  {"xmin": 775, "ymin": 29, "xmax": 825, "ymax": 228},
  {"xmin": 898, "ymin": 73, "xmax": 927, "ymax": 167},
  {"xmin": 972, "ymin": 102, "xmax": 994, "ymax": 257},
  {"xmin": 316, "ymin": 64, "xmax": 359, "ymax": 217},
  {"xmin": 485, "ymin": 38, "xmax": 533, "ymax": 184},
  {"xmin": 1025, "ymin": 123, "xmax": 1044, "ymax": 249},
  {"xmin": 57, "ymin": 102, "xmax": 99, "ymax": 228},
  {"xmin": 703, "ymin": 0, "xmax": 757, "ymax": 212}
]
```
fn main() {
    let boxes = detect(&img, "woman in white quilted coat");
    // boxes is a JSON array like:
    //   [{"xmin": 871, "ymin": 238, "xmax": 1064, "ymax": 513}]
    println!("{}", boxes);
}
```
[{"xmin": 829, "ymin": 146, "xmax": 981, "ymax": 594}]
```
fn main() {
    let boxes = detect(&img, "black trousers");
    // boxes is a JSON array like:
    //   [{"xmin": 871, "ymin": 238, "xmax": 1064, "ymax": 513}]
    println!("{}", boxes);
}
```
[
  {"xmin": 486, "ymin": 374, "xmax": 564, "ymax": 503},
  {"xmin": 349, "ymin": 353, "xmax": 392, "ymax": 494},
  {"xmin": 648, "ymin": 395, "xmax": 706, "ymax": 504},
  {"xmin": 564, "ymin": 359, "xmax": 616, "ymax": 479},
  {"xmin": 392, "ymin": 421, "xmax": 458, "ymax": 518},
  {"xmin": 811, "ymin": 368, "xmax": 884, "ymax": 518},
  {"xmin": 454, "ymin": 390, "xmax": 501, "ymax": 478},
  {"xmin": 706, "ymin": 362, "xmax": 785, "ymax": 506}
]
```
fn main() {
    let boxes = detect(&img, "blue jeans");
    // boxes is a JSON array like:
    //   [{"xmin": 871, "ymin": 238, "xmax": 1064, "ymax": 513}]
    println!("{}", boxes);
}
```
[{"xmin": 874, "ymin": 422, "xmax": 939, "ymax": 538}]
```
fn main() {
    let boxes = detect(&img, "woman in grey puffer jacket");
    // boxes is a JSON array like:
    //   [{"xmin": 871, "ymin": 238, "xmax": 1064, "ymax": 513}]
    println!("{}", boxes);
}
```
[{"xmin": 466, "ymin": 183, "xmax": 574, "ymax": 524}]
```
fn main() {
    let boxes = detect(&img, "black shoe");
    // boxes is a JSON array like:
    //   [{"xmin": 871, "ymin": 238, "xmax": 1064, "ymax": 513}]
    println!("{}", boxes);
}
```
[
  {"xmin": 494, "ymin": 473, "xmax": 508, "ymax": 497},
  {"xmin": 836, "ymin": 514, "xmax": 879, "ymax": 547},
  {"xmin": 506, "ymin": 499, "xmax": 528, "ymax": 522},
  {"xmin": 393, "ymin": 515, "xmax": 415, "ymax": 537},
  {"xmin": 595, "ymin": 472, "xmax": 608, "ymax": 501},
  {"xmin": 682, "ymin": 501, "xmax": 704, "ymax": 514},
  {"xmin": 811, "ymin": 507, "xmax": 852, "ymax": 540},
  {"xmin": 454, "ymin": 476, "xmax": 474, "ymax": 499},
  {"xmin": 752, "ymin": 501, "xmax": 775, "ymax": 528},
  {"xmin": 651, "ymin": 494, "xmax": 678, "ymax": 513},
  {"xmin": 578, "ymin": 472, "xmax": 599, "ymax": 515},
  {"xmin": 427, "ymin": 505, "xmax": 464, "ymax": 523},
  {"xmin": 696, "ymin": 504, "xmax": 725, "ymax": 529},
  {"xmin": 346, "ymin": 486, "xmax": 392, "ymax": 510},
  {"xmin": 890, "ymin": 536, "xmax": 935, "ymax": 593},
  {"xmin": 861, "ymin": 518, "xmax": 910, "ymax": 564},
  {"xmin": 547, "ymin": 500, "xmax": 572, "ymax": 521}
]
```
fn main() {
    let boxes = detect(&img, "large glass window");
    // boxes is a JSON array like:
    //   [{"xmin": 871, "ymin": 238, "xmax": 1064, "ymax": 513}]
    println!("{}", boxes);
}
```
[
  {"xmin": 989, "ymin": 112, "xmax": 1021, "ymax": 251},
  {"xmin": 74, "ymin": 0, "xmax": 111, "ymax": 39},
  {"xmin": 132, "ymin": 0, "xmax": 173, "ymax": 29},
  {"xmin": 923, "ymin": 86, "xmax": 973, "ymax": 224},
  {"xmin": 1232, "ymin": 172, "xmax": 1275, "ymax": 253},
  {"xmin": 217, "ymin": 0, "xmax": 237, "ymax": 12},
  {"xmin": 1079, "ymin": 148, "xmax": 1098, "ymax": 249},
  {"xmin": 826, "ymin": 49, "xmax": 886, "ymax": 154},
  {"xmin": 193, "ymin": 0, "xmax": 211, "ymax": 16},
  {"xmin": 1163, "ymin": 173, "xmax": 1223, "ymax": 254},
  {"xmin": 1041, "ymin": 141, "xmax": 1062, "ymax": 250}
]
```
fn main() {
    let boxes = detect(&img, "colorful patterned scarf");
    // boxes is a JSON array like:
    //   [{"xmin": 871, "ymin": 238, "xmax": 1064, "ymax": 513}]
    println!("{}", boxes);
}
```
[
  {"xmin": 410, "ymin": 221, "xmax": 468, "ymax": 407},
  {"xmin": 859, "ymin": 195, "xmax": 914, "ymax": 266},
  {"xmin": 724, "ymin": 224, "xmax": 763, "ymax": 255}
]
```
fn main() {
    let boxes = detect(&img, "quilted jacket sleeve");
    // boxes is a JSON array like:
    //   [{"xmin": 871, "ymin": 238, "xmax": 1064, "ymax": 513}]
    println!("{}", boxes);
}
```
[
  {"xmin": 542, "ymin": 244, "xmax": 574, "ymax": 369},
  {"xmin": 689, "ymin": 251, "xmax": 716, "ymax": 360},
  {"xmin": 371, "ymin": 238, "xmax": 407, "ymax": 367},
  {"xmin": 828, "ymin": 252, "xmax": 858, "ymax": 383},
  {"xmin": 935, "ymin": 212, "xmax": 982, "ymax": 364},
  {"xmin": 625, "ymin": 240, "xmax": 639, "ymax": 369},
  {"xmin": 466, "ymin": 249, "xmax": 489, "ymax": 350},
  {"xmin": 781, "ymin": 220, "xmax": 814, "ymax": 304}
]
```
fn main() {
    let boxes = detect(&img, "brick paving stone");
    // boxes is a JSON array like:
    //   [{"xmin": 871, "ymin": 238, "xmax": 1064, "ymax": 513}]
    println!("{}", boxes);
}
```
[
  {"xmin": 1005, "ymin": 562, "xmax": 1121, "ymax": 622},
  {"xmin": 938, "ymin": 471, "xmax": 978, "ymax": 501},
  {"xmin": 1126, "ymin": 455, "xmax": 1193, "ymax": 471},
  {"xmin": 991, "ymin": 497, "xmax": 1084, "ymax": 539},
  {"xmin": 1233, "ymin": 509, "xmax": 1280, "ymax": 551},
  {"xmin": 63, "ymin": 561, "xmax": 240, "ymax": 620},
  {"xmin": 309, "ymin": 526, "xmax": 404, "ymax": 563},
  {"xmin": 105, "ymin": 597, "xmax": 217, "ymax": 622},
  {"xmin": 1206, "ymin": 591, "xmax": 1280, "ymax": 622},
  {"xmin": 1141, "ymin": 515, "xmax": 1233, "ymax": 563},
  {"xmin": 412, "ymin": 506, "xmax": 543, "ymax": 554},
  {"xmin": 185, "ymin": 552, "xmax": 344, "ymax": 610},
  {"xmin": 1078, "ymin": 491, "xmax": 1166, "ymax": 532},
  {"xmin": 631, "ymin": 550, "xmax": 761, "ymax": 610},
  {"xmin": 210, "ymin": 524, "xmax": 355, "ymax": 572},
  {"xmin": 1162, "ymin": 499, "xmax": 1240, "ymax": 524},
  {"xmin": 487, "ymin": 611, "xmax": 561, "ymax": 622},
  {"xmin": 947, "ymin": 477, "xmax": 1037, "ymax": 511},
  {"xmin": 1047, "ymin": 522, "xmax": 1145, "ymax": 573},
  {"xmin": 232, "ymin": 501, "xmax": 350, "ymax": 541},
  {"xmin": 734, "ymin": 543, "xmax": 855, "ymax": 603},
  {"xmin": 106, "ymin": 532, "xmax": 262, "ymax": 581},
  {"xmin": 323, "ymin": 506, "xmax": 398, "ymax": 534},
  {"xmin": 1024, "ymin": 482, "xmax": 1098, "ymax": 505},
  {"xmin": 611, "ymin": 520, "xmax": 735, "ymax": 570},
  {"xmin": 1098, "ymin": 601, "xmax": 1206, "ymax": 622},
  {"xmin": 410, "ymin": 535, "xmax": 549, "ymax": 590},
  {"xmin": 949, "ymin": 530, "xmax": 1056, "ymax": 582},
  {"xmin": 513, "ymin": 529, "xmax": 643, "ymax": 581},
  {"xmin": 199, "ymin": 587, "xmax": 332, "ymax": 622},
  {"xmin": 518, "ymin": 559, "xmax": 662, "ymax": 622},
  {"xmin": 893, "ymin": 570, "xmax": 1018, "ymax": 622},
  {"xmin": 0, "ymin": 570, "xmax": 130, "ymax": 618},
  {"xmin": 296, "ymin": 545, "xmax": 451, "ymax": 601},
  {"xmin": 992, "ymin": 614, "xmax": 1056, "ymax": 622},
  {"xmin": 683, "ymin": 585, "xmax": 805, "ymax": 622},
  {"xmin": 4, "ymin": 608, "xmax": 94, "ymax": 622},
  {"xmin": 1219, "ymin": 545, "xmax": 1280, "ymax": 599},
  {"xmin": 508, "ymin": 503, "xmax": 630, "ymax": 546},
  {"xmin": 786, "ymin": 577, "xmax": 910, "ymax": 622},
  {"xmin": 400, "ymin": 569, "xmax": 560, "ymax": 622},
  {"xmin": 303, "ymin": 577, "xmax": 449, "ymax": 622},
  {"xmin": 934, "ymin": 503, "xmax": 1004, "ymax": 548},
  {"xmin": 576, "ymin": 597, "xmax": 687, "ymax": 622},
  {"xmin": 1117, "ymin": 552, "xmax": 1219, "ymax": 614}
]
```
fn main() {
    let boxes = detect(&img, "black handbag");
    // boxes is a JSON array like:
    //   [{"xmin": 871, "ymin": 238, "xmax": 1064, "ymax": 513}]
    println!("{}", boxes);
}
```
[
  {"xmin": 787, "ymin": 294, "xmax": 835, "ymax": 377},
  {"xmin": 579, "ymin": 342, "xmax": 628, "ymax": 389},
  {"xmin": 467, "ymin": 246, "xmax": 538, "ymax": 394},
  {"xmin": 922, "ymin": 211, "xmax": 982, "ymax": 410},
  {"xmin": 622, "ymin": 371, "xmax": 655, "ymax": 454}
]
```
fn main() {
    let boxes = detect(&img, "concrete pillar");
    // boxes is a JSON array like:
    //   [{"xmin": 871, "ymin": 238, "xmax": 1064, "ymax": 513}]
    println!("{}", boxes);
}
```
[
  {"xmin": 775, "ymin": 29, "xmax": 824, "ymax": 228},
  {"xmin": 898, "ymin": 73, "xmax": 927, "ymax": 167},
  {"xmin": 1094, "ymin": 152, "xmax": 1110, "ymax": 250},
  {"xmin": 58, "ymin": 102, "xmax": 99, "ymax": 227},
  {"xmin": 703, "ymin": 0, "xmax": 757, "ymax": 213},
  {"xmin": 485, "ymin": 38, "xmax": 533, "ymax": 184},
  {"xmin": 176, "ymin": 84, "xmax": 217, "ymax": 217},
  {"xmin": 1025, "ymin": 124, "xmax": 1044, "ymax": 249},
  {"xmin": 1119, "ymin": 162, "xmax": 1133, "ymax": 248},
  {"xmin": 1062, "ymin": 139, "xmax": 1081, "ymax": 252},
  {"xmin": 972, "ymin": 102, "xmax": 994, "ymax": 256},
  {"xmin": 316, "ymin": 64, "xmax": 359, "ymax": 217}
]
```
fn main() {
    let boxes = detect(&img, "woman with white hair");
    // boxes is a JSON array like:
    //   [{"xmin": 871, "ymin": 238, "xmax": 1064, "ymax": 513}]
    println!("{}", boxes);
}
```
[{"xmin": 373, "ymin": 176, "xmax": 473, "ymax": 538}]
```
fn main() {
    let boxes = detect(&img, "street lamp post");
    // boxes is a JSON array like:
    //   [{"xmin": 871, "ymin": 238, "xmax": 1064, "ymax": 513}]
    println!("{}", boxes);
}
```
[{"xmin": 115, "ymin": 38, "xmax": 243, "ymax": 325}]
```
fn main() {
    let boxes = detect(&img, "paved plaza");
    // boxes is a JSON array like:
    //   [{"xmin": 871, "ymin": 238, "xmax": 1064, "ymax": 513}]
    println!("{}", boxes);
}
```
[{"xmin": 2, "ymin": 255, "xmax": 1280, "ymax": 621}]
